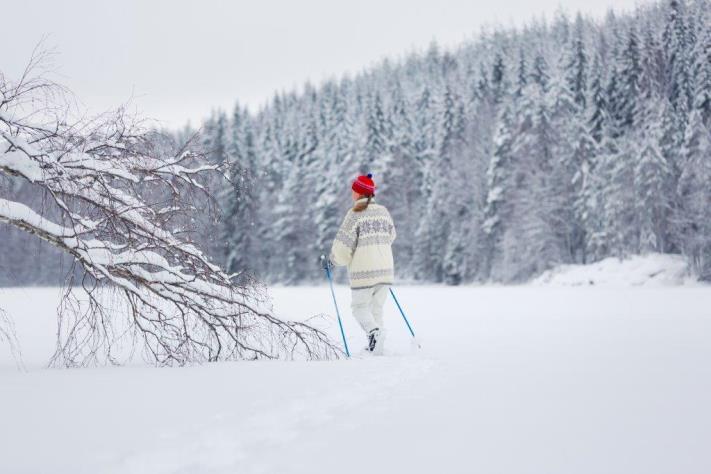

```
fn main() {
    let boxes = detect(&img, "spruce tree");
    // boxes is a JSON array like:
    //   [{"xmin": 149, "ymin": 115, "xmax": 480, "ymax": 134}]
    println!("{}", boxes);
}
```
[
  {"xmin": 634, "ymin": 101, "xmax": 673, "ymax": 252},
  {"xmin": 224, "ymin": 110, "xmax": 260, "ymax": 281},
  {"xmin": 364, "ymin": 92, "xmax": 389, "ymax": 166},
  {"xmin": 663, "ymin": 0, "xmax": 693, "ymax": 117},
  {"xmin": 482, "ymin": 103, "xmax": 516, "ymax": 280},
  {"xmin": 617, "ymin": 26, "xmax": 643, "ymax": 133},
  {"xmin": 677, "ymin": 110, "xmax": 711, "ymax": 279},
  {"xmin": 565, "ymin": 14, "xmax": 588, "ymax": 109},
  {"xmin": 692, "ymin": 24, "xmax": 711, "ymax": 125},
  {"xmin": 588, "ymin": 56, "xmax": 608, "ymax": 144}
]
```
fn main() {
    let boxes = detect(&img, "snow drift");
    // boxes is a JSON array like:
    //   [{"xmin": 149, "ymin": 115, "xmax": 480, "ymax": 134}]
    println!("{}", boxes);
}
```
[{"xmin": 533, "ymin": 253, "xmax": 695, "ymax": 287}]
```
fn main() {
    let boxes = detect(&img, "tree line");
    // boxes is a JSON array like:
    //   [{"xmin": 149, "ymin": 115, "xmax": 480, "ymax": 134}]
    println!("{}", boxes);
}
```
[{"xmin": 2, "ymin": 0, "xmax": 710, "ymax": 286}]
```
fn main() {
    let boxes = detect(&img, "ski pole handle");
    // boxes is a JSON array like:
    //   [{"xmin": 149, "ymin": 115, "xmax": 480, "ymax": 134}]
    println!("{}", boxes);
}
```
[{"xmin": 320, "ymin": 254, "xmax": 334, "ymax": 271}]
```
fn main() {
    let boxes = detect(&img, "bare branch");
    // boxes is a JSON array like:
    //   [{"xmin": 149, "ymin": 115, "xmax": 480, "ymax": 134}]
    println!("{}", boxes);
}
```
[{"xmin": 0, "ymin": 306, "xmax": 24, "ymax": 371}]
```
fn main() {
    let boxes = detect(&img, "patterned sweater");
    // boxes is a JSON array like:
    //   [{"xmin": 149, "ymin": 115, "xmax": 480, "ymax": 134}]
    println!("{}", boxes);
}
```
[{"xmin": 330, "ymin": 198, "xmax": 397, "ymax": 289}]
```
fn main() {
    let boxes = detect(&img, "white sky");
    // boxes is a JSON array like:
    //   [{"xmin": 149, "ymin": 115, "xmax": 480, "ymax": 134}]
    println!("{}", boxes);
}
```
[{"xmin": 2, "ymin": 0, "xmax": 646, "ymax": 129}]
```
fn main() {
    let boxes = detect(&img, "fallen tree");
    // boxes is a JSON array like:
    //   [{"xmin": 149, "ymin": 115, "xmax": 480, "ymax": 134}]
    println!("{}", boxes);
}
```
[{"xmin": 0, "ymin": 48, "xmax": 340, "ymax": 366}]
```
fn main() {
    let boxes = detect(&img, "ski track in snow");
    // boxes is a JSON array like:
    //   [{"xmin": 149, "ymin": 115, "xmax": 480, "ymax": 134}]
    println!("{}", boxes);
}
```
[
  {"xmin": 108, "ymin": 356, "xmax": 434, "ymax": 474},
  {"xmin": 1, "ymin": 285, "xmax": 711, "ymax": 474}
]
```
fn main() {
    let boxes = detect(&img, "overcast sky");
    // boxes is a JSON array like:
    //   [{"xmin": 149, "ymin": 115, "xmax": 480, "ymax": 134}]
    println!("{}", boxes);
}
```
[{"xmin": 2, "ymin": 0, "xmax": 645, "ymax": 128}]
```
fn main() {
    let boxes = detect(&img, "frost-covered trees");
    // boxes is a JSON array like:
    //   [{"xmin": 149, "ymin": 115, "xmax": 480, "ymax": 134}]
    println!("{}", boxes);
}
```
[
  {"xmin": 0, "ymin": 51, "xmax": 339, "ymax": 365},
  {"xmin": 4, "ymin": 0, "xmax": 711, "ymax": 287}
]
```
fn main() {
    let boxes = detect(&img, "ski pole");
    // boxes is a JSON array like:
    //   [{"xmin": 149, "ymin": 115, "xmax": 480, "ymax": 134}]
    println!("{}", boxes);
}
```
[
  {"xmin": 389, "ymin": 287, "xmax": 421, "ymax": 348},
  {"xmin": 322, "ymin": 258, "xmax": 350, "ymax": 358}
]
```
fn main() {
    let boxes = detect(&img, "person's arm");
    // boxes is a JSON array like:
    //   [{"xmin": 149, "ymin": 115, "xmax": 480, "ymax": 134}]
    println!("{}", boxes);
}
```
[
  {"xmin": 330, "ymin": 211, "xmax": 358, "ymax": 266},
  {"xmin": 387, "ymin": 210, "xmax": 397, "ymax": 244}
]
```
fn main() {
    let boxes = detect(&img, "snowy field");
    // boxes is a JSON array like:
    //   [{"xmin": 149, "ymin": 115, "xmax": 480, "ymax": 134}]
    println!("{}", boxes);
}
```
[{"xmin": 1, "ymin": 280, "xmax": 711, "ymax": 474}]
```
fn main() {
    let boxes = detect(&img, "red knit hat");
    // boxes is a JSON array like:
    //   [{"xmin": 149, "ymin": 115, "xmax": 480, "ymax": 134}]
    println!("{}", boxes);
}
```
[{"xmin": 352, "ymin": 173, "xmax": 376, "ymax": 196}]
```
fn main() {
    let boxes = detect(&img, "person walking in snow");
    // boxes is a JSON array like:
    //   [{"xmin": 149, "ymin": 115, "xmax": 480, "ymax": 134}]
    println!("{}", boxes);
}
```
[{"xmin": 324, "ymin": 173, "xmax": 396, "ymax": 355}]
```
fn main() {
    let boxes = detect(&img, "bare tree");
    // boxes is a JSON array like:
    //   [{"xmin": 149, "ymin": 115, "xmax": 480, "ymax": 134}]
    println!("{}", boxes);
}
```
[{"xmin": 0, "ymin": 48, "xmax": 340, "ymax": 366}]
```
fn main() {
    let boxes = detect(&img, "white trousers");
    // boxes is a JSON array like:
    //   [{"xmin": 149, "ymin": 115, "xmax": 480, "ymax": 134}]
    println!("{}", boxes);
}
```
[{"xmin": 350, "ymin": 285, "xmax": 389, "ymax": 333}]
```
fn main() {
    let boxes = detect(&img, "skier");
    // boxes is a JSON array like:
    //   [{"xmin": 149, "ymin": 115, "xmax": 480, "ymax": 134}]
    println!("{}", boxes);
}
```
[{"xmin": 323, "ymin": 173, "xmax": 396, "ymax": 355}]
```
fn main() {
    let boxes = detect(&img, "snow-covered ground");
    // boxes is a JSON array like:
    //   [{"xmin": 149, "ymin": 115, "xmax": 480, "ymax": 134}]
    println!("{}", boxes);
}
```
[
  {"xmin": 1, "ymin": 280, "xmax": 710, "ymax": 473},
  {"xmin": 533, "ymin": 253, "xmax": 695, "ymax": 287}
]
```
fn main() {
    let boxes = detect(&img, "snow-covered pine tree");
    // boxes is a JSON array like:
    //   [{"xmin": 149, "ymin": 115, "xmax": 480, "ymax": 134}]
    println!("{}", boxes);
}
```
[
  {"xmin": 616, "ymin": 26, "xmax": 644, "ymax": 134},
  {"xmin": 196, "ymin": 111, "xmax": 230, "ymax": 262},
  {"xmin": 589, "ymin": 26, "xmax": 646, "ymax": 256},
  {"xmin": 584, "ymin": 118, "xmax": 618, "ymax": 260},
  {"xmin": 224, "ymin": 106, "xmax": 260, "ymax": 282},
  {"xmin": 676, "ymin": 110, "xmax": 711, "ymax": 279},
  {"xmin": 692, "ymin": 22, "xmax": 711, "ymax": 125},
  {"xmin": 412, "ymin": 85, "xmax": 440, "ymax": 281},
  {"xmin": 559, "ymin": 20, "xmax": 593, "ymax": 263},
  {"xmin": 270, "ymin": 133, "xmax": 305, "ymax": 283},
  {"xmin": 514, "ymin": 48, "xmax": 529, "ymax": 99},
  {"xmin": 566, "ymin": 14, "xmax": 589, "ymax": 110},
  {"xmin": 433, "ymin": 86, "xmax": 471, "ymax": 284},
  {"xmin": 364, "ymin": 92, "xmax": 389, "ymax": 167},
  {"xmin": 255, "ymin": 109, "xmax": 285, "ymax": 278},
  {"xmin": 491, "ymin": 52, "xmax": 508, "ymax": 104},
  {"xmin": 640, "ymin": 18, "xmax": 666, "ymax": 98},
  {"xmin": 506, "ymin": 60, "xmax": 569, "ymax": 280},
  {"xmin": 313, "ymin": 87, "xmax": 350, "ymax": 277},
  {"xmin": 663, "ymin": 0, "xmax": 694, "ymax": 120},
  {"xmin": 483, "ymin": 102, "xmax": 516, "ymax": 280},
  {"xmin": 588, "ymin": 55, "xmax": 608, "ymax": 144},
  {"xmin": 382, "ymin": 81, "xmax": 419, "ymax": 277},
  {"xmin": 596, "ymin": 140, "xmax": 638, "ymax": 257},
  {"xmin": 634, "ymin": 99, "xmax": 674, "ymax": 252}
]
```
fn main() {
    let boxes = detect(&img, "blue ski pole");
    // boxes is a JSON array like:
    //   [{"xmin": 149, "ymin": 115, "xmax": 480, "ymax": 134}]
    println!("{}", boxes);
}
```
[
  {"xmin": 389, "ymin": 287, "xmax": 421, "ymax": 348},
  {"xmin": 322, "ymin": 257, "xmax": 350, "ymax": 358}
]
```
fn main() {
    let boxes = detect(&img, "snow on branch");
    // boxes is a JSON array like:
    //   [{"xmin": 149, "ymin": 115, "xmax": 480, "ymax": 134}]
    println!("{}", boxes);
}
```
[{"xmin": 0, "ymin": 48, "xmax": 340, "ymax": 366}]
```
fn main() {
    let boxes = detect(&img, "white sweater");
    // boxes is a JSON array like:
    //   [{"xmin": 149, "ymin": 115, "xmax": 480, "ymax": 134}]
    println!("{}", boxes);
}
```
[{"xmin": 329, "ymin": 198, "xmax": 397, "ymax": 289}]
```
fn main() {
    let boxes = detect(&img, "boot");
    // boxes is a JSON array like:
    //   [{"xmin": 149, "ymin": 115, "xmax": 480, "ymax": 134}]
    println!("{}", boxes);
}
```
[{"xmin": 366, "ymin": 327, "xmax": 381, "ymax": 353}]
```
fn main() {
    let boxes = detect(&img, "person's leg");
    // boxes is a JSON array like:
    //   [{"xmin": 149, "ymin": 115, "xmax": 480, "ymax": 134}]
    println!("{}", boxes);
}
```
[
  {"xmin": 371, "ymin": 285, "xmax": 389, "ymax": 329},
  {"xmin": 370, "ymin": 285, "xmax": 389, "ymax": 355},
  {"xmin": 351, "ymin": 288, "xmax": 377, "ymax": 333}
]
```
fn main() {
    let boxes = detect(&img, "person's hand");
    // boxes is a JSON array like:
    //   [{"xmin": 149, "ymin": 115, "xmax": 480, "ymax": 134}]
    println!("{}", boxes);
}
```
[{"xmin": 319, "ymin": 254, "xmax": 334, "ymax": 271}]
